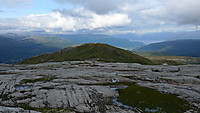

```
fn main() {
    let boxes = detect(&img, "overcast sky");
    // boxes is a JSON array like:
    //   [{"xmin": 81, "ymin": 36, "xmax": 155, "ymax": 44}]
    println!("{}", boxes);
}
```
[{"xmin": 0, "ymin": 0, "xmax": 200, "ymax": 34}]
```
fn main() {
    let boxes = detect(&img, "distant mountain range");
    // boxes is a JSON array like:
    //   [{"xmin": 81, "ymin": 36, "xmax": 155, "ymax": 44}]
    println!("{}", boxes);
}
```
[
  {"xmin": 0, "ymin": 35, "xmax": 58, "ymax": 64},
  {"xmin": 137, "ymin": 39, "xmax": 200, "ymax": 57},
  {"xmin": 112, "ymin": 31, "xmax": 200, "ymax": 44},
  {"xmin": 0, "ymin": 34, "xmax": 143, "ymax": 64},
  {"xmin": 19, "ymin": 43, "xmax": 152, "ymax": 65},
  {"xmin": 58, "ymin": 34, "xmax": 144, "ymax": 49},
  {"xmin": 1, "ymin": 31, "xmax": 200, "ymax": 64},
  {"xmin": 24, "ymin": 34, "xmax": 144, "ymax": 49}
]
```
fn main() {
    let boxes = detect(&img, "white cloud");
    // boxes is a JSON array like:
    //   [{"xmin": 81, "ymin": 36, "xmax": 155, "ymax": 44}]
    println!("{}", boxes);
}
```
[
  {"xmin": 164, "ymin": 0, "xmax": 200, "ymax": 25},
  {"xmin": 0, "ymin": 9, "xmax": 131, "ymax": 33},
  {"xmin": 89, "ymin": 13, "xmax": 131, "ymax": 29},
  {"xmin": 20, "ymin": 12, "xmax": 77, "ymax": 31},
  {"xmin": 0, "ymin": 0, "xmax": 199, "ymax": 34}
]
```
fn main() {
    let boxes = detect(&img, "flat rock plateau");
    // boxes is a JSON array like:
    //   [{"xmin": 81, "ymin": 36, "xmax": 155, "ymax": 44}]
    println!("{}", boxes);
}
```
[{"xmin": 0, "ymin": 61, "xmax": 199, "ymax": 113}]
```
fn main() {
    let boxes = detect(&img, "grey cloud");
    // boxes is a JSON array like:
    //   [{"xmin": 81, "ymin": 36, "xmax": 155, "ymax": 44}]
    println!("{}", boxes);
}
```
[
  {"xmin": 125, "ymin": 0, "xmax": 200, "ymax": 26},
  {"xmin": 0, "ymin": 0, "xmax": 32, "ymax": 7},
  {"xmin": 177, "ymin": 14, "xmax": 200, "ymax": 25},
  {"xmin": 164, "ymin": 0, "xmax": 200, "ymax": 25},
  {"xmin": 54, "ymin": 0, "xmax": 123, "ymax": 14},
  {"xmin": 53, "ymin": 9, "xmax": 88, "ymax": 18}
]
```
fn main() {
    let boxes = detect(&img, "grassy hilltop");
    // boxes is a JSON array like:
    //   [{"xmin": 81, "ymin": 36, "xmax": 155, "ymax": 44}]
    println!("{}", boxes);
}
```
[{"xmin": 19, "ymin": 43, "xmax": 152, "ymax": 65}]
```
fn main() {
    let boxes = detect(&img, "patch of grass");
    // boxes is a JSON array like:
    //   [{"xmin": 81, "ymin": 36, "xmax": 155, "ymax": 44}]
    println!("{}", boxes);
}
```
[
  {"xmin": 0, "ymin": 104, "xmax": 74, "ymax": 113},
  {"xmin": 37, "ymin": 74, "xmax": 46, "ymax": 77},
  {"xmin": 21, "ymin": 76, "xmax": 56, "ymax": 83},
  {"xmin": 0, "ymin": 72, "xmax": 16, "ymax": 75},
  {"xmin": 79, "ymin": 81, "xmax": 136, "ymax": 86},
  {"xmin": 116, "ymin": 69, "xmax": 141, "ymax": 72},
  {"xmin": 79, "ymin": 75, "xmax": 95, "ymax": 78},
  {"xmin": 20, "ymin": 104, "xmax": 74, "ymax": 113},
  {"xmin": 118, "ymin": 85, "xmax": 191, "ymax": 113},
  {"xmin": 100, "ymin": 82, "xmax": 136, "ymax": 86},
  {"xmin": 152, "ymin": 59, "xmax": 185, "ymax": 65},
  {"xmin": 137, "ymin": 53, "xmax": 200, "ymax": 65}
]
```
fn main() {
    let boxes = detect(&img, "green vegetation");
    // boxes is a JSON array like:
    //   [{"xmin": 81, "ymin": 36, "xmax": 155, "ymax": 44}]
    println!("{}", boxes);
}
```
[
  {"xmin": 79, "ymin": 81, "xmax": 136, "ymax": 86},
  {"xmin": 116, "ymin": 69, "xmax": 141, "ymax": 72},
  {"xmin": 21, "ymin": 76, "xmax": 56, "ymax": 83},
  {"xmin": 151, "ymin": 59, "xmax": 185, "ymax": 65},
  {"xmin": 19, "ymin": 104, "xmax": 74, "ymax": 113},
  {"xmin": 0, "ymin": 103, "xmax": 74, "ymax": 113},
  {"xmin": 0, "ymin": 72, "xmax": 16, "ymax": 75},
  {"xmin": 118, "ymin": 85, "xmax": 191, "ymax": 113},
  {"xmin": 100, "ymin": 82, "xmax": 136, "ymax": 86},
  {"xmin": 137, "ymin": 52, "xmax": 200, "ymax": 65},
  {"xmin": 19, "ymin": 43, "xmax": 152, "ymax": 65}
]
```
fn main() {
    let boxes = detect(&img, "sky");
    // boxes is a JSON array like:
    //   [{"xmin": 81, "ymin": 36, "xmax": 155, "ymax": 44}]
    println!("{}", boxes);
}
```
[{"xmin": 0, "ymin": 0, "xmax": 200, "ymax": 34}]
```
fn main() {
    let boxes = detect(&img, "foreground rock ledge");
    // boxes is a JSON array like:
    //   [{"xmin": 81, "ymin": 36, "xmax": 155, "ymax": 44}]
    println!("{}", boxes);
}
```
[{"xmin": 0, "ymin": 61, "xmax": 199, "ymax": 113}]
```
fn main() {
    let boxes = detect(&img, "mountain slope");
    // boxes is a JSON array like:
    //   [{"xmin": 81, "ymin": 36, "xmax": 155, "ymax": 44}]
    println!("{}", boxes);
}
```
[
  {"xmin": 19, "ymin": 43, "xmax": 152, "ymax": 64},
  {"xmin": 0, "ymin": 36, "xmax": 58, "ymax": 64},
  {"xmin": 24, "ymin": 36, "xmax": 75, "ymax": 49},
  {"xmin": 137, "ymin": 39, "xmax": 200, "ymax": 57}
]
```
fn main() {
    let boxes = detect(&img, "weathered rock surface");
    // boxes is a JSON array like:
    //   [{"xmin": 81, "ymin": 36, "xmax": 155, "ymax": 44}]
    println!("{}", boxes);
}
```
[
  {"xmin": 0, "ymin": 106, "xmax": 40, "ymax": 113},
  {"xmin": 0, "ymin": 61, "xmax": 200, "ymax": 112}
]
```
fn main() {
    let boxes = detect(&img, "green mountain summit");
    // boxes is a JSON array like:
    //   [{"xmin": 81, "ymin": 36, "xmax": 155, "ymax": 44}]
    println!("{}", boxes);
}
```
[{"xmin": 19, "ymin": 43, "xmax": 152, "ymax": 64}]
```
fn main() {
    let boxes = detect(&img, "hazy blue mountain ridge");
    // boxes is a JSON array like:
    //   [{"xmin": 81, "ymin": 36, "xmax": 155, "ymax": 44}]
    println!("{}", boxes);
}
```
[
  {"xmin": 137, "ymin": 39, "xmax": 200, "ymax": 57},
  {"xmin": 0, "ymin": 35, "xmax": 59, "ymax": 64},
  {"xmin": 0, "ymin": 34, "xmax": 144, "ymax": 64}
]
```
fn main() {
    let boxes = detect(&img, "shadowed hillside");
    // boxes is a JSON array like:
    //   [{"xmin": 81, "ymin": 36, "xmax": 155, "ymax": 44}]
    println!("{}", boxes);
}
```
[
  {"xmin": 137, "ymin": 39, "xmax": 200, "ymax": 57},
  {"xmin": 19, "ymin": 43, "xmax": 152, "ymax": 64},
  {"xmin": 0, "ymin": 36, "xmax": 58, "ymax": 64}
]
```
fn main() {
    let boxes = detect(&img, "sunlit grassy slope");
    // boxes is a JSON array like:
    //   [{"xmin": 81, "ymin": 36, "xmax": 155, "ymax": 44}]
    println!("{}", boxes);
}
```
[{"xmin": 19, "ymin": 43, "xmax": 152, "ymax": 64}]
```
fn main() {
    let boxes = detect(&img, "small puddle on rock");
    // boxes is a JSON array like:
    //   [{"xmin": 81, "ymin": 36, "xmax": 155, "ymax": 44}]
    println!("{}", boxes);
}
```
[
  {"xmin": 112, "ymin": 98, "xmax": 133, "ymax": 109},
  {"xmin": 144, "ymin": 107, "xmax": 162, "ymax": 112},
  {"xmin": 107, "ymin": 85, "xmax": 135, "ymax": 110},
  {"xmin": 107, "ymin": 85, "xmax": 128, "ymax": 90},
  {"xmin": 16, "ymin": 86, "xmax": 31, "ymax": 90},
  {"xmin": 7, "ymin": 69, "xmax": 20, "ymax": 72}
]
